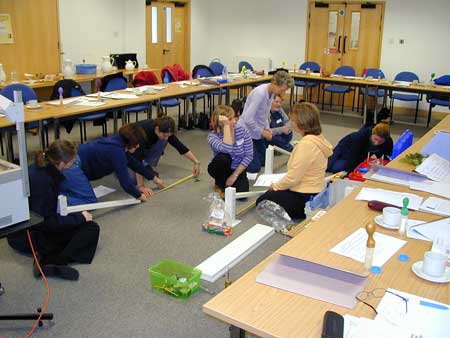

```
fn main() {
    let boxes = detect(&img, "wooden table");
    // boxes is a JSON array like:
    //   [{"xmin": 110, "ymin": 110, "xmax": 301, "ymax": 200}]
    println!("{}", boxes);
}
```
[
  {"xmin": 203, "ymin": 115, "xmax": 450, "ymax": 338},
  {"xmin": 290, "ymin": 72, "xmax": 450, "ymax": 126}
]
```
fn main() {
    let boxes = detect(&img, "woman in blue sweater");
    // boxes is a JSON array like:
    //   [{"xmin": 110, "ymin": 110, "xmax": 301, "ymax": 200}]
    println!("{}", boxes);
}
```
[
  {"xmin": 60, "ymin": 124, "xmax": 157, "ymax": 205},
  {"xmin": 207, "ymin": 105, "xmax": 253, "ymax": 194},
  {"xmin": 7, "ymin": 140, "xmax": 99, "ymax": 281}
]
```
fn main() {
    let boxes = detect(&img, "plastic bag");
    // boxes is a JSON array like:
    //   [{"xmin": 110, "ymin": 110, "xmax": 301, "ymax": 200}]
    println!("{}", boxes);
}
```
[
  {"xmin": 256, "ymin": 200, "xmax": 292, "ymax": 234},
  {"xmin": 202, "ymin": 192, "xmax": 232, "ymax": 236}
]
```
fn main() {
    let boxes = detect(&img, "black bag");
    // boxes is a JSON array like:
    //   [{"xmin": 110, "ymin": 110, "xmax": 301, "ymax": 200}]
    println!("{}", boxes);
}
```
[
  {"xmin": 179, "ymin": 115, "xmax": 195, "ymax": 130},
  {"xmin": 196, "ymin": 112, "xmax": 210, "ymax": 130}
]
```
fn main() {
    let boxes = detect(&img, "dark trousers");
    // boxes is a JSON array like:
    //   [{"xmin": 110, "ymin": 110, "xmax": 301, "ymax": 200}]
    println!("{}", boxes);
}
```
[
  {"xmin": 207, "ymin": 153, "xmax": 249, "ymax": 192},
  {"xmin": 256, "ymin": 190, "xmax": 315, "ymax": 220},
  {"xmin": 267, "ymin": 133, "xmax": 293, "ymax": 152},
  {"xmin": 7, "ymin": 221, "xmax": 100, "ymax": 264},
  {"xmin": 247, "ymin": 138, "xmax": 267, "ymax": 173}
]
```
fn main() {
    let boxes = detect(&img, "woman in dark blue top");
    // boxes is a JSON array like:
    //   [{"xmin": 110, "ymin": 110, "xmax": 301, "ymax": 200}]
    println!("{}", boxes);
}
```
[{"xmin": 7, "ymin": 140, "xmax": 100, "ymax": 281}]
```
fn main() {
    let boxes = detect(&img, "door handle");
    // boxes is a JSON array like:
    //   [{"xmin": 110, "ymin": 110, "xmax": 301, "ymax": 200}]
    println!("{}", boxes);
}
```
[
  {"xmin": 343, "ymin": 36, "xmax": 347, "ymax": 54},
  {"xmin": 163, "ymin": 49, "xmax": 170, "ymax": 55},
  {"xmin": 337, "ymin": 36, "xmax": 342, "ymax": 53}
]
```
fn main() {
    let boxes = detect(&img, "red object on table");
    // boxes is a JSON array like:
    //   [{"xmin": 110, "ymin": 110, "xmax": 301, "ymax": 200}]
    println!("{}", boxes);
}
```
[{"xmin": 348, "ymin": 158, "xmax": 390, "ymax": 182}]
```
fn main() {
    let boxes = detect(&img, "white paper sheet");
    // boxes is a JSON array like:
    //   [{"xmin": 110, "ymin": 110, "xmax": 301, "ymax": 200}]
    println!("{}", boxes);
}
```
[
  {"xmin": 409, "ymin": 180, "xmax": 450, "ymax": 199},
  {"xmin": 93, "ymin": 185, "xmax": 116, "ymax": 198},
  {"xmin": 330, "ymin": 228, "xmax": 407, "ymax": 267},
  {"xmin": 246, "ymin": 172, "xmax": 258, "ymax": 181},
  {"xmin": 415, "ymin": 153, "xmax": 450, "ymax": 183},
  {"xmin": 407, "ymin": 219, "xmax": 429, "ymax": 240},
  {"xmin": 410, "ymin": 217, "xmax": 450, "ymax": 241},
  {"xmin": 355, "ymin": 187, "xmax": 423, "ymax": 210},
  {"xmin": 253, "ymin": 173, "xmax": 286, "ymax": 187},
  {"xmin": 419, "ymin": 197, "xmax": 450, "ymax": 216},
  {"xmin": 375, "ymin": 288, "xmax": 450, "ymax": 338}
]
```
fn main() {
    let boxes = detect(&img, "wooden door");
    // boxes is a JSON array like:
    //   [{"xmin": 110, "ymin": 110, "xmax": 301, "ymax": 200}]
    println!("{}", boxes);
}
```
[
  {"xmin": 0, "ymin": 0, "xmax": 61, "ymax": 81},
  {"xmin": 306, "ymin": 2, "xmax": 346, "ymax": 74},
  {"xmin": 342, "ymin": 3, "xmax": 384, "ymax": 77},
  {"xmin": 146, "ymin": 1, "xmax": 190, "ymax": 80}
]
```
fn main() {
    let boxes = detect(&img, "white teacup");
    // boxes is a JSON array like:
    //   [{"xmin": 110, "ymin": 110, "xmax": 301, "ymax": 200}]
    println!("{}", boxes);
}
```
[
  {"xmin": 423, "ymin": 251, "xmax": 447, "ymax": 277},
  {"xmin": 27, "ymin": 99, "xmax": 38, "ymax": 108},
  {"xmin": 382, "ymin": 207, "xmax": 401, "ymax": 227}
]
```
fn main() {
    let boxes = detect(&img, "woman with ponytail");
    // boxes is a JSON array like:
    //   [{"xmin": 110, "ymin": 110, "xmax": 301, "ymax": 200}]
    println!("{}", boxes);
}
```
[
  {"xmin": 327, "ymin": 118, "xmax": 393, "ymax": 173},
  {"xmin": 7, "ymin": 140, "xmax": 100, "ymax": 281}
]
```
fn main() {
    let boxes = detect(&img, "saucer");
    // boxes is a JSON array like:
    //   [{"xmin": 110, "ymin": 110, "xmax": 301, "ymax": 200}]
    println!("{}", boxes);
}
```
[
  {"xmin": 26, "ymin": 104, "xmax": 42, "ymax": 109},
  {"xmin": 374, "ymin": 215, "xmax": 398, "ymax": 230},
  {"xmin": 412, "ymin": 261, "xmax": 450, "ymax": 283}
]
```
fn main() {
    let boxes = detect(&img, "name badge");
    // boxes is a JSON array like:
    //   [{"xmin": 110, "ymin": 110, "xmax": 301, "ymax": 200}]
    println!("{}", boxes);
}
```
[
  {"xmin": 236, "ymin": 138, "xmax": 244, "ymax": 146},
  {"xmin": 276, "ymin": 119, "xmax": 282, "ymax": 124}
]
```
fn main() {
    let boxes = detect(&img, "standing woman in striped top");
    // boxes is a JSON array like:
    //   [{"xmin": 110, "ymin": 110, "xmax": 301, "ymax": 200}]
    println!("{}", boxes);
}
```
[{"xmin": 207, "ymin": 105, "xmax": 253, "ymax": 195}]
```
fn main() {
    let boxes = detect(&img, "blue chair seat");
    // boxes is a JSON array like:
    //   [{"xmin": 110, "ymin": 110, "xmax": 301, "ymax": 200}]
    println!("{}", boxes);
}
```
[
  {"xmin": 79, "ymin": 112, "xmax": 107, "ymax": 121},
  {"xmin": 295, "ymin": 79, "xmax": 317, "ymax": 87},
  {"xmin": 392, "ymin": 93, "xmax": 420, "ymax": 101},
  {"xmin": 187, "ymin": 93, "xmax": 206, "ymax": 100},
  {"xmin": 429, "ymin": 97, "xmax": 450, "ymax": 106},
  {"xmin": 360, "ymin": 88, "xmax": 385, "ymax": 97},
  {"xmin": 323, "ymin": 85, "xmax": 351, "ymax": 93},
  {"xmin": 210, "ymin": 88, "xmax": 227, "ymax": 96},
  {"xmin": 158, "ymin": 98, "xmax": 181, "ymax": 107},
  {"xmin": 123, "ymin": 103, "xmax": 149, "ymax": 113}
]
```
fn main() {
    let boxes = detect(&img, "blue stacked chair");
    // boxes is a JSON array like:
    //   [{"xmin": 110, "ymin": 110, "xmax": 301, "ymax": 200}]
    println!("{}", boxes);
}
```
[
  {"xmin": 295, "ymin": 61, "xmax": 320, "ymax": 103},
  {"xmin": 389, "ymin": 71, "xmax": 422, "ymax": 123},
  {"xmin": 322, "ymin": 65, "xmax": 356, "ymax": 113},
  {"xmin": 426, "ymin": 74, "xmax": 450, "ymax": 127},
  {"xmin": 357, "ymin": 68, "xmax": 386, "ymax": 112}
]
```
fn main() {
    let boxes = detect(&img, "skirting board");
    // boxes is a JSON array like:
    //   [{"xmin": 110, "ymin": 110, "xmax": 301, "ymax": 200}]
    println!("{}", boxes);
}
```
[{"xmin": 196, "ymin": 224, "xmax": 275, "ymax": 283}]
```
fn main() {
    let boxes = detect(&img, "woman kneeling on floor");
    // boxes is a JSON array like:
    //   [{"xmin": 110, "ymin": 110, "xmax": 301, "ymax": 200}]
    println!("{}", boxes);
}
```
[
  {"xmin": 7, "ymin": 140, "xmax": 100, "ymax": 281},
  {"xmin": 207, "ymin": 105, "xmax": 253, "ymax": 196},
  {"xmin": 256, "ymin": 102, "xmax": 333, "ymax": 220}
]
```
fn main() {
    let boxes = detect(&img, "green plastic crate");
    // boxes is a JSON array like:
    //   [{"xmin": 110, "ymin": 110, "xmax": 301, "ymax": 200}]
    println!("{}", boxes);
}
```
[{"xmin": 149, "ymin": 259, "xmax": 201, "ymax": 299}]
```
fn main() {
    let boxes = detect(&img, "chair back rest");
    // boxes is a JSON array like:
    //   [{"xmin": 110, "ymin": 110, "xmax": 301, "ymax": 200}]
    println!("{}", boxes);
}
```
[
  {"xmin": 299, "ymin": 61, "xmax": 320, "ymax": 72},
  {"xmin": 394, "ymin": 71, "xmax": 419, "ymax": 83},
  {"xmin": 104, "ymin": 77, "xmax": 127, "ymax": 92},
  {"xmin": 434, "ymin": 75, "xmax": 450, "ymax": 86},
  {"xmin": 50, "ymin": 79, "xmax": 85, "ymax": 100},
  {"xmin": 391, "ymin": 129, "xmax": 413, "ymax": 159},
  {"xmin": 365, "ymin": 68, "xmax": 385, "ymax": 79},
  {"xmin": 209, "ymin": 61, "xmax": 225, "ymax": 76},
  {"xmin": 0, "ymin": 84, "xmax": 37, "ymax": 103},
  {"xmin": 192, "ymin": 65, "xmax": 214, "ymax": 78},
  {"xmin": 238, "ymin": 61, "xmax": 254, "ymax": 72},
  {"xmin": 132, "ymin": 71, "xmax": 159, "ymax": 87},
  {"xmin": 335, "ymin": 65, "xmax": 355, "ymax": 77}
]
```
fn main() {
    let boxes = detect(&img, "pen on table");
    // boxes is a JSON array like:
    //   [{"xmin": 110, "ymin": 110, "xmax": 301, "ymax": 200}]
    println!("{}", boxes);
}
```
[{"xmin": 419, "ymin": 300, "xmax": 449, "ymax": 310}]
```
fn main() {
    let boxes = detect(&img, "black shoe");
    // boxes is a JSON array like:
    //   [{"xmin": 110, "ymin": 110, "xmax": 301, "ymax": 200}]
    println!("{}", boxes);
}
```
[{"xmin": 34, "ymin": 261, "xmax": 79, "ymax": 281}]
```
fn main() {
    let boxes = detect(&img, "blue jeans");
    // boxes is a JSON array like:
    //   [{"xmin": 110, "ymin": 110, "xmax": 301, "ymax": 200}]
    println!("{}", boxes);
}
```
[
  {"xmin": 247, "ymin": 138, "xmax": 266, "ymax": 173},
  {"xmin": 60, "ymin": 156, "xmax": 97, "ymax": 206},
  {"xmin": 143, "ymin": 139, "xmax": 168, "ymax": 167},
  {"xmin": 268, "ymin": 133, "xmax": 293, "ymax": 152}
]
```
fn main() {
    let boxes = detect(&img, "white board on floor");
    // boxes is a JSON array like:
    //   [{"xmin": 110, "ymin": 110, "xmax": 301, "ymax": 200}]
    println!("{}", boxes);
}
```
[{"xmin": 196, "ymin": 224, "xmax": 275, "ymax": 283}]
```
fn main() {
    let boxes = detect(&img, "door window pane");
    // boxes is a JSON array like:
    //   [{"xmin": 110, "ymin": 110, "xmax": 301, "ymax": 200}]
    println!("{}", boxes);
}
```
[
  {"xmin": 350, "ymin": 12, "xmax": 360, "ymax": 49},
  {"xmin": 151, "ymin": 7, "xmax": 158, "ymax": 43},
  {"xmin": 327, "ymin": 11, "xmax": 338, "ymax": 48},
  {"xmin": 165, "ymin": 7, "xmax": 172, "ymax": 43}
]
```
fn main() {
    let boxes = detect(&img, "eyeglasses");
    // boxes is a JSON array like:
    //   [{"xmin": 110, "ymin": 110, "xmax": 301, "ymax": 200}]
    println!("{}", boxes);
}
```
[{"xmin": 356, "ymin": 288, "xmax": 409, "ymax": 318}]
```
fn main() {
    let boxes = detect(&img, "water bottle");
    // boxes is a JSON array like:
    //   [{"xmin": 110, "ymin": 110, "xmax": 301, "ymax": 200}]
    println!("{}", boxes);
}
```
[
  {"xmin": 163, "ymin": 71, "xmax": 170, "ymax": 84},
  {"xmin": 222, "ymin": 65, "xmax": 227, "ymax": 80}
]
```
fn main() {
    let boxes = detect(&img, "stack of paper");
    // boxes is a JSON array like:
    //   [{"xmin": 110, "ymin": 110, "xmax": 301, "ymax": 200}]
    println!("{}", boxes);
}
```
[
  {"xmin": 420, "ymin": 196, "xmax": 450, "ymax": 216},
  {"xmin": 415, "ymin": 153, "xmax": 450, "ymax": 183},
  {"xmin": 254, "ymin": 173, "xmax": 286, "ymax": 187},
  {"xmin": 421, "ymin": 131, "xmax": 450, "ymax": 161}
]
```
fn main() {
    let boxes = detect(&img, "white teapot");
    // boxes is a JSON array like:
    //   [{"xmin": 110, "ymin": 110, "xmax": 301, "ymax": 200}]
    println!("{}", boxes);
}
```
[
  {"xmin": 101, "ymin": 56, "xmax": 114, "ymax": 73},
  {"xmin": 125, "ymin": 60, "xmax": 137, "ymax": 71},
  {"xmin": 63, "ymin": 59, "xmax": 75, "ymax": 79}
]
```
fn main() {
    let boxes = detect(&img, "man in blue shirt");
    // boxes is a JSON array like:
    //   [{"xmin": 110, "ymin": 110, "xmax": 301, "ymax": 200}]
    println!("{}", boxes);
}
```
[{"xmin": 238, "ymin": 71, "xmax": 294, "ymax": 173}]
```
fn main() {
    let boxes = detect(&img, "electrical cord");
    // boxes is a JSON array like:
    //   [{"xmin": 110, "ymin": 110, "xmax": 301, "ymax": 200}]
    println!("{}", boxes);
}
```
[{"xmin": 24, "ymin": 230, "xmax": 51, "ymax": 338}]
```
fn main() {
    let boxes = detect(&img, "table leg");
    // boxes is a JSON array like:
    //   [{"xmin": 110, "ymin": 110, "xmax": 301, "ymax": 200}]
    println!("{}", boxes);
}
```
[
  {"xmin": 38, "ymin": 120, "xmax": 44, "ymax": 150},
  {"xmin": 225, "ymin": 87, "xmax": 231, "ymax": 106},
  {"xmin": 363, "ymin": 84, "xmax": 369, "ymax": 125},
  {"xmin": 229, "ymin": 325, "xmax": 245, "ymax": 338},
  {"xmin": 304, "ymin": 86, "xmax": 309, "ymax": 101},
  {"xmin": 54, "ymin": 118, "xmax": 60, "ymax": 140},
  {"xmin": 113, "ymin": 110, "xmax": 118, "ymax": 134},
  {"xmin": 6, "ymin": 130, "xmax": 13, "ymax": 162}
]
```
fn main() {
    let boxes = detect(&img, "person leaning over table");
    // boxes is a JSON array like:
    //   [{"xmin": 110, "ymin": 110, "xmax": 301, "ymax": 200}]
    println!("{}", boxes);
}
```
[
  {"xmin": 256, "ymin": 102, "xmax": 333, "ymax": 220},
  {"xmin": 207, "ymin": 105, "xmax": 253, "ymax": 196},
  {"xmin": 267, "ymin": 94, "xmax": 293, "ymax": 152},
  {"xmin": 60, "ymin": 124, "xmax": 156, "ymax": 205},
  {"xmin": 238, "ymin": 70, "xmax": 294, "ymax": 173},
  {"xmin": 326, "ymin": 118, "xmax": 393, "ymax": 174},
  {"xmin": 129, "ymin": 116, "xmax": 201, "ymax": 192},
  {"xmin": 7, "ymin": 140, "xmax": 100, "ymax": 281}
]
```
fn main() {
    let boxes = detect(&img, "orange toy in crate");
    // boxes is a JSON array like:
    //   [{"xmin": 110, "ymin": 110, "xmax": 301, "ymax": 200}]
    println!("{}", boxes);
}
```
[{"xmin": 348, "ymin": 158, "xmax": 389, "ymax": 182}]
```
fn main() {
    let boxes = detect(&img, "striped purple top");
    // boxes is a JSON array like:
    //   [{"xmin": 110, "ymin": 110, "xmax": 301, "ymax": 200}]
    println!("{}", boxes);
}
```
[{"xmin": 207, "ymin": 125, "xmax": 254, "ymax": 169}]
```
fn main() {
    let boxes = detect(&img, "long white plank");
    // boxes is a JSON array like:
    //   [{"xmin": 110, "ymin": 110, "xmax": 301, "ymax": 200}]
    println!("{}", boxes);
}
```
[{"xmin": 196, "ymin": 224, "xmax": 275, "ymax": 283}]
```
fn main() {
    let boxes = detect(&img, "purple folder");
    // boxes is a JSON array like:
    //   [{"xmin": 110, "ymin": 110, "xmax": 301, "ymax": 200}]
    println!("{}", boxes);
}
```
[{"xmin": 256, "ymin": 255, "xmax": 368, "ymax": 309}]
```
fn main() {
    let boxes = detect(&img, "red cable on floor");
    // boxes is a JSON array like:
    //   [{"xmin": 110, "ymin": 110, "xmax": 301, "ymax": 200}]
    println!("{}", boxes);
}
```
[{"xmin": 24, "ymin": 230, "xmax": 51, "ymax": 338}]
